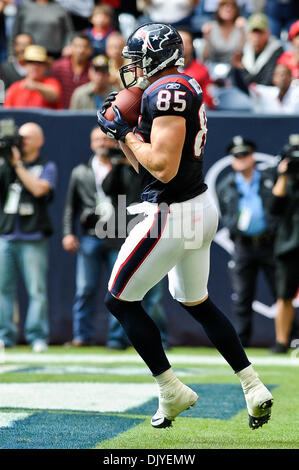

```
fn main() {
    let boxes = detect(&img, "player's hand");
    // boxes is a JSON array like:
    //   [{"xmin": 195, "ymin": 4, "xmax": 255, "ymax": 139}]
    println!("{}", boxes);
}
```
[
  {"xmin": 97, "ymin": 106, "xmax": 132, "ymax": 142},
  {"xmin": 100, "ymin": 91, "xmax": 118, "ymax": 115}
]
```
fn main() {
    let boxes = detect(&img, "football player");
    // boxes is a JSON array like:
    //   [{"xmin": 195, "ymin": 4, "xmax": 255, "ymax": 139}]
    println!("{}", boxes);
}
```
[{"xmin": 97, "ymin": 23, "xmax": 273, "ymax": 429}]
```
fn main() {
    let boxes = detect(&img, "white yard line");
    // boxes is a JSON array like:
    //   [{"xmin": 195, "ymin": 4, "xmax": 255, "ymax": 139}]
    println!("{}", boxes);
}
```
[
  {"xmin": 0, "ymin": 365, "xmax": 24, "ymax": 374},
  {"xmin": 0, "ymin": 383, "xmax": 157, "ymax": 412},
  {"xmin": 0, "ymin": 412, "xmax": 32, "ymax": 428},
  {"xmin": 0, "ymin": 365, "xmax": 229, "ymax": 377},
  {"xmin": 1, "ymin": 353, "xmax": 298, "ymax": 366}
]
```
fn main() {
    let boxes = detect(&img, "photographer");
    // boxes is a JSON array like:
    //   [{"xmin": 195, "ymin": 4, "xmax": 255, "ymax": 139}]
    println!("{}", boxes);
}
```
[
  {"xmin": 0, "ymin": 122, "xmax": 57, "ymax": 352},
  {"xmin": 270, "ymin": 135, "xmax": 299, "ymax": 353},
  {"xmin": 62, "ymin": 127, "xmax": 119, "ymax": 347}
]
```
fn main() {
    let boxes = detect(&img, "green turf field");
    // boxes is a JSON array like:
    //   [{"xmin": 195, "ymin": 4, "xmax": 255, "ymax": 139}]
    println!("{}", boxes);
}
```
[{"xmin": 0, "ymin": 346, "xmax": 298, "ymax": 450}]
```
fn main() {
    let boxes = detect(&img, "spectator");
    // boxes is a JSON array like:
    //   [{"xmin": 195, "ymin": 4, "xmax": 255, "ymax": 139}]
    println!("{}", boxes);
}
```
[
  {"xmin": 231, "ymin": 13, "xmax": 284, "ymax": 86},
  {"xmin": 51, "ymin": 34, "xmax": 92, "ymax": 109},
  {"xmin": 0, "ymin": 122, "xmax": 57, "ymax": 351},
  {"xmin": 105, "ymin": 31, "xmax": 128, "ymax": 90},
  {"xmin": 137, "ymin": 0, "xmax": 199, "ymax": 31},
  {"xmin": 192, "ymin": 0, "xmax": 262, "ymax": 28},
  {"xmin": 4, "ymin": 45, "xmax": 62, "ymax": 109},
  {"xmin": 277, "ymin": 20, "xmax": 299, "ymax": 80},
  {"xmin": 178, "ymin": 27, "xmax": 215, "ymax": 109},
  {"xmin": 202, "ymin": 0, "xmax": 246, "ymax": 64},
  {"xmin": 192, "ymin": 0, "xmax": 265, "ymax": 29},
  {"xmin": 234, "ymin": 63, "xmax": 299, "ymax": 113},
  {"xmin": 270, "ymin": 135, "xmax": 299, "ymax": 353},
  {"xmin": 101, "ymin": 156, "xmax": 169, "ymax": 350},
  {"xmin": 10, "ymin": 0, "xmax": 74, "ymax": 60},
  {"xmin": 62, "ymin": 128, "xmax": 119, "ymax": 347},
  {"xmin": 84, "ymin": 5, "xmax": 116, "ymax": 58},
  {"xmin": 0, "ymin": 33, "xmax": 33, "ymax": 90},
  {"xmin": 265, "ymin": 0, "xmax": 299, "ymax": 39},
  {"xmin": 216, "ymin": 136, "xmax": 277, "ymax": 347},
  {"xmin": 70, "ymin": 54, "xmax": 116, "ymax": 110}
]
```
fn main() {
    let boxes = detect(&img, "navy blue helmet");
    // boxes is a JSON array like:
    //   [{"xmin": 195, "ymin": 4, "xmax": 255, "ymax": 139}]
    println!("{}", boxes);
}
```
[{"xmin": 119, "ymin": 23, "xmax": 184, "ymax": 88}]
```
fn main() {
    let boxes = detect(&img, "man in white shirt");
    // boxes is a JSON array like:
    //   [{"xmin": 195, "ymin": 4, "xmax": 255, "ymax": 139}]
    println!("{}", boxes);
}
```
[{"xmin": 249, "ymin": 63, "xmax": 299, "ymax": 114}]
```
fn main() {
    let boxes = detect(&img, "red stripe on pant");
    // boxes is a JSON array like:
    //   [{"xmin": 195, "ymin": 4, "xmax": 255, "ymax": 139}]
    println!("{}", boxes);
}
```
[{"xmin": 109, "ymin": 208, "xmax": 169, "ymax": 298}]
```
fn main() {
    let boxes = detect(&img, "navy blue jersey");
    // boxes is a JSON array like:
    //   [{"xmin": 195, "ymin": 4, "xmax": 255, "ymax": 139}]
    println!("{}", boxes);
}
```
[{"xmin": 134, "ymin": 73, "xmax": 208, "ymax": 204}]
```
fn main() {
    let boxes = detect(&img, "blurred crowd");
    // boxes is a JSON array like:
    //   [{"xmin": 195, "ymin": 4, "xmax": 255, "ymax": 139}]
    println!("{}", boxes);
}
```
[{"xmin": 0, "ymin": 0, "xmax": 298, "ymax": 113}]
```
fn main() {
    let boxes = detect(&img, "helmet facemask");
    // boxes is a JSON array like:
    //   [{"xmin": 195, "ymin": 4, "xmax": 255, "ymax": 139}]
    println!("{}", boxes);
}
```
[{"xmin": 119, "ymin": 53, "xmax": 144, "ymax": 88}]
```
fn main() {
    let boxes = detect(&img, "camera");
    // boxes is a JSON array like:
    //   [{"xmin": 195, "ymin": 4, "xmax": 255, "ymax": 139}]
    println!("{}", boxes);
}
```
[
  {"xmin": 80, "ymin": 207, "xmax": 99, "ymax": 229},
  {"xmin": 280, "ymin": 134, "xmax": 299, "ymax": 175},
  {"xmin": 0, "ymin": 119, "xmax": 23, "ymax": 163}
]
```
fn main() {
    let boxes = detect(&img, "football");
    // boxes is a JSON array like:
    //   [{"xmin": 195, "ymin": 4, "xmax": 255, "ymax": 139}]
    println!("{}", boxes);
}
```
[{"xmin": 104, "ymin": 87, "xmax": 143, "ymax": 127}]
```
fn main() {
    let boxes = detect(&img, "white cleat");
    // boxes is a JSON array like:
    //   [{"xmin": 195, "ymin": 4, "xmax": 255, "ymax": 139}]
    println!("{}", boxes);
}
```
[
  {"xmin": 151, "ymin": 382, "xmax": 199, "ymax": 429},
  {"xmin": 243, "ymin": 378, "xmax": 273, "ymax": 430}
]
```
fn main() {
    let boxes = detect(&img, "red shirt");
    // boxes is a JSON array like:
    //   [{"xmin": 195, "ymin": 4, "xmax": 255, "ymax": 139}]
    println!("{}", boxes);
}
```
[
  {"xmin": 277, "ymin": 51, "xmax": 299, "ymax": 79},
  {"xmin": 182, "ymin": 59, "xmax": 215, "ymax": 110},
  {"xmin": 4, "ymin": 77, "xmax": 62, "ymax": 109},
  {"xmin": 51, "ymin": 57, "xmax": 90, "ymax": 109}
]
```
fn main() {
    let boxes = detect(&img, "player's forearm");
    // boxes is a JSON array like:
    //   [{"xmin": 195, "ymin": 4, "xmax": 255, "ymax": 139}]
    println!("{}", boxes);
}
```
[{"xmin": 124, "ymin": 133, "xmax": 175, "ymax": 183}]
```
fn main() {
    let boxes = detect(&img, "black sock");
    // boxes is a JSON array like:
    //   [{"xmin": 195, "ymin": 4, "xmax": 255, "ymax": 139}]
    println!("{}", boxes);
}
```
[
  {"xmin": 182, "ymin": 298, "xmax": 251, "ymax": 373},
  {"xmin": 105, "ymin": 291, "xmax": 171, "ymax": 376}
]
